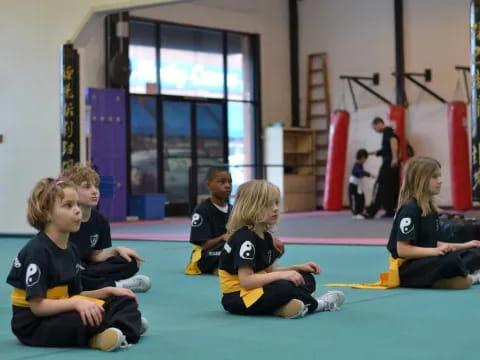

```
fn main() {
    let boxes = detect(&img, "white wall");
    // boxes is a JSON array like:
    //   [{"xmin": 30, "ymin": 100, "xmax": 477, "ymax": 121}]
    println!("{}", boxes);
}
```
[
  {"xmin": 299, "ymin": 0, "xmax": 470, "ymax": 207},
  {"xmin": 130, "ymin": 0, "xmax": 292, "ymax": 127},
  {"xmin": 0, "ymin": 0, "xmax": 181, "ymax": 234}
]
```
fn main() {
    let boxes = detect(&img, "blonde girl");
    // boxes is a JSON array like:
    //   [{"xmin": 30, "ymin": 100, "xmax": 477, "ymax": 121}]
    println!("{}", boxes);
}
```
[
  {"xmin": 387, "ymin": 156, "xmax": 480, "ymax": 289},
  {"xmin": 218, "ymin": 179, "xmax": 344, "ymax": 318}
]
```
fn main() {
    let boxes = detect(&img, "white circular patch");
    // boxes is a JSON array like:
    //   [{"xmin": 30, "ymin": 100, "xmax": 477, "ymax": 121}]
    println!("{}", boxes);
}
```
[
  {"xmin": 25, "ymin": 264, "xmax": 41, "ymax": 287},
  {"xmin": 192, "ymin": 213, "xmax": 203, "ymax": 227},
  {"xmin": 239, "ymin": 241, "xmax": 255, "ymax": 260},
  {"xmin": 399, "ymin": 217, "xmax": 414, "ymax": 235}
]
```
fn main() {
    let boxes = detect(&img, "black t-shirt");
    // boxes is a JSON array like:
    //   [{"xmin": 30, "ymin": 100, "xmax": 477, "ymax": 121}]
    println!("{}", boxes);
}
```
[
  {"xmin": 377, "ymin": 126, "xmax": 400, "ymax": 161},
  {"xmin": 190, "ymin": 199, "xmax": 232, "ymax": 246},
  {"xmin": 69, "ymin": 209, "xmax": 112, "ymax": 262},
  {"xmin": 387, "ymin": 199, "xmax": 440, "ymax": 258},
  {"xmin": 6, "ymin": 232, "xmax": 83, "ymax": 300},
  {"xmin": 219, "ymin": 227, "xmax": 281, "ymax": 274}
]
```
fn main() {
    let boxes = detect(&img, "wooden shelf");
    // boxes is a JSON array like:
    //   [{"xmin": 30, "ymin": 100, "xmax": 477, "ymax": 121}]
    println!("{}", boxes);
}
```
[{"xmin": 283, "ymin": 129, "xmax": 316, "ymax": 212}]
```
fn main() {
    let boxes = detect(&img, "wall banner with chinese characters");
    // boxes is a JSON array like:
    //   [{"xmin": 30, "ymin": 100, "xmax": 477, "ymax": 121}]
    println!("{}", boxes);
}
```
[{"xmin": 61, "ymin": 43, "xmax": 80, "ymax": 170}]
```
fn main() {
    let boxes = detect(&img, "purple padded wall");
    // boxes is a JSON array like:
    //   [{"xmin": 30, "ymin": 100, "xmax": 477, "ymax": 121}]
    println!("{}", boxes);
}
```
[{"xmin": 86, "ymin": 88, "xmax": 127, "ymax": 221}]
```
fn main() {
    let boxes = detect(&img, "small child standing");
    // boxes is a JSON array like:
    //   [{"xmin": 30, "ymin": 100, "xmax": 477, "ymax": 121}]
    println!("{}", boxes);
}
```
[
  {"xmin": 349, "ymin": 149, "xmax": 375, "ymax": 219},
  {"xmin": 6, "ymin": 178, "xmax": 145, "ymax": 351},
  {"xmin": 62, "ymin": 164, "xmax": 151, "ymax": 292},
  {"xmin": 218, "ymin": 180, "xmax": 344, "ymax": 319}
]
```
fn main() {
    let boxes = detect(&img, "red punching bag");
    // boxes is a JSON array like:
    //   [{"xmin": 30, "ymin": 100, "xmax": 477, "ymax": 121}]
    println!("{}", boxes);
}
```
[
  {"xmin": 448, "ymin": 101, "xmax": 472, "ymax": 210},
  {"xmin": 323, "ymin": 110, "xmax": 349, "ymax": 210},
  {"xmin": 387, "ymin": 104, "xmax": 407, "ymax": 162}
]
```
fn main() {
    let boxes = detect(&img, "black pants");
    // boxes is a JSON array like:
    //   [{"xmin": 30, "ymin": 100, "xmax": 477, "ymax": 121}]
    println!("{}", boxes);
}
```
[
  {"xmin": 11, "ymin": 296, "xmax": 142, "ymax": 347},
  {"xmin": 197, "ymin": 242, "xmax": 225, "ymax": 273},
  {"xmin": 81, "ymin": 256, "xmax": 139, "ymax": 290},
  {"xmin": 221, "ymin": 272, "xmax": 318, "ymax": 316},
  {"xmin": 349, "ymin": 184, "xmax": 365, "ymax": 215},
  {"xmin": 366, "ymin": 161, "xmax": 399, "ymax": 217},
  {"xmin": 399, "ymin": 249, "xmax": 480, "ymax": 288}
]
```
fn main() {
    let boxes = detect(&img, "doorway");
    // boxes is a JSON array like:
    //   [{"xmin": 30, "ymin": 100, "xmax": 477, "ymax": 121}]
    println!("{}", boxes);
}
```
[{"xmin": 162, "ymin": 98, "xmax": 226, "ymax": 215}]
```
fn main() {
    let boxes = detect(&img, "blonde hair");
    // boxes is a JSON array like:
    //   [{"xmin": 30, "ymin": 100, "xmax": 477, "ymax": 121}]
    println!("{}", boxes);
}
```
[
  {"xmin": 226, "ymin": 179, "xmax": 280, "ymax": 235},
  {"xmin": 27, "ymin": 178, "xmax": 76, "ymax": 231},
  {"xmin": 398, "ymin": 156, "xmax": 441, "ymax": 216},
  {"xmin": 61, "ymin": 163, "xmax": 99, "ymax": 187}
]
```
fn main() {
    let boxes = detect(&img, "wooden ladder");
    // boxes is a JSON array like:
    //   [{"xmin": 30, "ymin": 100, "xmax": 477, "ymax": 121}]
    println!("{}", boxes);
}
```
[{"xmin": 306, "ymin": 53, "xmax": 331, "ymax": 209}]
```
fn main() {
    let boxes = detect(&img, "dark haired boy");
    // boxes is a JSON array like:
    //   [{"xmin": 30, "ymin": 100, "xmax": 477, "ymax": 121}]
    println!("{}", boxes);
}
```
[{"xmin": 349, "ymin": 149, "xmax": 375, "ymax": 219}]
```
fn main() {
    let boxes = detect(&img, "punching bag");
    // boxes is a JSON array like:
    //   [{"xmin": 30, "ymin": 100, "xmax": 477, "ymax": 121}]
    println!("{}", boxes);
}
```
[
  {"xmin": 448, "ymin": 101, "xmax": 472, "ymax": 210},
  {"xmin": 387, "ymin": 104, "xmax": 407, "ymax": 162},
  {"xmin": 323, "ymin": 110, "xmax": 350, "ymax": 210}
]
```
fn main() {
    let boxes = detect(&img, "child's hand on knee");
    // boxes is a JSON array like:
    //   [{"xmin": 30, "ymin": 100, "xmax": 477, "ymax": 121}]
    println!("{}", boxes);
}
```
[
  {"xmin": 110, "ymin": 287, "xmax": 139, "ymax": 305},
  {"xmin": 296, "ymin": 262, "xmax": 321, "ymax": 274},
  {"xmin": 116, "ymin": 246, "xmax": 144, "ymax": 266},
  {"xmin": 280, "ymin": 270, "xmax": 305, "ymax": 286},
  {"xmin": 74, "ymin": 299, "xmax": 104, "ymax": 327}
]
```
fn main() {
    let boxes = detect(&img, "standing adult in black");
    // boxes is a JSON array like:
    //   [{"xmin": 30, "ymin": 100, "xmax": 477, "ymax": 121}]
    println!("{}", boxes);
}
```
[{"xmin": 365, "ymin": 117, "xmax": 400, "ymax": 218}]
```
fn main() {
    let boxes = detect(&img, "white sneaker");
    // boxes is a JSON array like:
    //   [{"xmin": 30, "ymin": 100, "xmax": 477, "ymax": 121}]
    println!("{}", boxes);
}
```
[
  {"xmin": 140, "ymin": 317, "xmax": 149, "ymax": 335},
  {"xmin": 317, "ymin": 291, "xmax": 345, "ymax": 312},
  {"xmin": 470, "ymin": 269, "xmax": 480, "ymax": 284},
  {"xmin": 116, "ymin": 275, "xmax": 151, "ymax": 293},
  {"xmin": 352, "ymin": 214, "xmax": 366, "ymax": 220}
]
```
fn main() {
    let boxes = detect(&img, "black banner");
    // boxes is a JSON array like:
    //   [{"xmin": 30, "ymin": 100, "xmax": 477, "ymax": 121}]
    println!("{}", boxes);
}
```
[{"xmin": 61, "ymin": 43, "xmax": 80, "ymax": 170}]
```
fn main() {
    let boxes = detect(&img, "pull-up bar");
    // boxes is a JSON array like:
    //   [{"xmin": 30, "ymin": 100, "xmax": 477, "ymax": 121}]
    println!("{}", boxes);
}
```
[
  {"xmin": 339, "ymin": 73, "xmax": 391, "ymax": 111},
  {"xmin": 392, "ymin": 68, "xmax": 447, "ymax": 105}
]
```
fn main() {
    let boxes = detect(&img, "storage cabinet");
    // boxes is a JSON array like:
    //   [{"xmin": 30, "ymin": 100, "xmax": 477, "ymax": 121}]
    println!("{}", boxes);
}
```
[
  {"xmin": 265, "ymin": 127, "xmax": 316, "ymax": 212},
  {"xmin": 283, "ymin": 128, "xmax": 316, "ymax": 211}
]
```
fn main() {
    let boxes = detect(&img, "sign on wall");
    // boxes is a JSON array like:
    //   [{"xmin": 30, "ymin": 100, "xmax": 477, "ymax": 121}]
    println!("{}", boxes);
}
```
[{"xmin": 61, "ymin": 43, "xmax": 80, "ymax": 170}]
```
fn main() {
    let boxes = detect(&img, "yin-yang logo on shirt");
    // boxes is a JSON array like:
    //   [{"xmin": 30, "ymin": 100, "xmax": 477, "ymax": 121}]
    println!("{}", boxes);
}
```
[
  {"xmin": 239, "ymin": 241, "xmax": 255, "ymax": 260},
  {"xmin": 90, "ymin": 234, "xmax": 99, "ymax": 248},
  {"xmin": 25, "ymin": 264, "xmax": 41, "ymax": 287},
  {"xmin": 191, "ymin": 213, "xmax": 203, "ymax": 227},
  {"xmin": 399, "ymin": 217, "xmax": 414, "ymax": 235}
]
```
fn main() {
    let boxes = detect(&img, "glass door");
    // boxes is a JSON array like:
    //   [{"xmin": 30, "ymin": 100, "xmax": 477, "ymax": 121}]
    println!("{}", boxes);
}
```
[
  {"xmin": 162, "ymin": 99, "xmax": 226, "ymax": 215},
  {"xmin": 195, "ymin": 101, "xmax": 225, "ymax": 200},
  {"xmin": 162, "ymin": 100, "xmax": 192, "ymax": 215}
]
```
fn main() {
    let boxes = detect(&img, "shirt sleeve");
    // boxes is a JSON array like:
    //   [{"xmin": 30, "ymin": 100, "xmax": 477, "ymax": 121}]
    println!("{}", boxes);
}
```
[
  {"xmin": 22, "ymin": 252, "xmax": 49, "ymax": 301},
  {"xmin": 395, "ymin": 205, "xmax": 420, "ymax": 243},
  {"xmin": 230, "ymin": 234, "xmax": 257, "ymax": 271},
  {"xmin": 189, "ymin": 207, "xmax": 213, "ymax": 246},
  {"xmin": 95, "ymin": 214, "xmax": 112, "ymax": 250}
]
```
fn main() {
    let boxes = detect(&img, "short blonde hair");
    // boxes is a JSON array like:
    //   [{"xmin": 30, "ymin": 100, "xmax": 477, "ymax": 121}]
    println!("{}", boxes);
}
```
[
  {"xmin": 226, "ymin": 180, "xmax": 280, "ymax": 235},
  {"xmin": 398, "ymin": 156, "xmax": 441, "ymax": 216},
  {"xmin": 27, "ymin": 178, "xmax": 76, "ymax": 231},
  {"xmin": 61, "ymin": 163, "xmax": 99, "ymax": 187}
]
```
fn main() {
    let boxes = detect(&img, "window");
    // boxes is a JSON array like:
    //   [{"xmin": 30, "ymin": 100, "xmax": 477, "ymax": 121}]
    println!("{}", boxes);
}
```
[{"xmin": 160, "ymin": 25, "xmax": 224, "ymax": 98}]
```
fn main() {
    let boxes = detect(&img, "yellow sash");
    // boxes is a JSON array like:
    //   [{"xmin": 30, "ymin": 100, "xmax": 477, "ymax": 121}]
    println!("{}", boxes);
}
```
[
  {"xmin": 184, "ymin": 245, "xmax": 203, "ymax": 275},
  {"xmin": 11, "ymin": 286, "xmax": 105, "ymax": 307},
  {"xmin": 219, "ymin": 269, "xmax": 266, "ymax": 307},
  {"xmin": 326, "ymin": 257, "xmax": 408, "ymax": 289}
]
